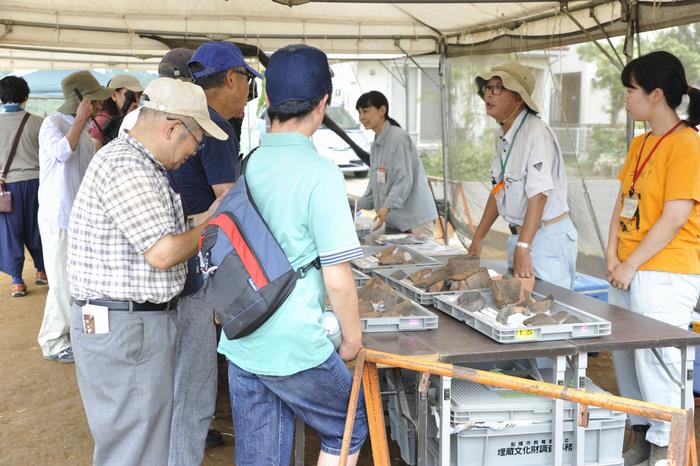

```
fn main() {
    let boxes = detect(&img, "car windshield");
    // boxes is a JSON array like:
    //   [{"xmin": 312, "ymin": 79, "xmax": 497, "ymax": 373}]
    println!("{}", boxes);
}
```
[{"xmin": 322, "ymin": 107, "xmax": 359, "ymax": 130}]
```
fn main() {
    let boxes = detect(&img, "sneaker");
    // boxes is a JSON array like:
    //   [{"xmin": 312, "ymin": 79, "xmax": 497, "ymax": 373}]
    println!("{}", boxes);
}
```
[
  {"xmin": 623, "ymin": 426, "xmax": 651, "ymax": 466},
  {"xmin": 11, "ymin": 283, "xmax": 27, "ymax": 297},
  {"xmin": 205, "ymin": 428, "xmax": 224, "ymax": 449},
  {"xmin": 43, "ymin": 346, "xmax": 74, "ymax": 364},
  {"xmin": 35, "ymin": 272, "xmax": 48, "ymax": 285},
  {"xmin": 647, "ymin": 445, "xmax": 668, "ymax": 466}
]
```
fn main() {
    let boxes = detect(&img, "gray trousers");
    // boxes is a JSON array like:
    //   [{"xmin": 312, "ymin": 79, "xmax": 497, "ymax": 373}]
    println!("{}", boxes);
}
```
[
  {"xmin": 168, "ymin": 293, "xmax": 217, "ymax": 466},
  {"xmin": 70, "ymin": 304, "xmax": 177, "ymax": 466}
]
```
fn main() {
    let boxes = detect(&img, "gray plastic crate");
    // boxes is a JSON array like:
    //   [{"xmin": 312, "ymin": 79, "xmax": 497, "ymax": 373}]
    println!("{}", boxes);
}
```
[
  {"xmin": 434, "ymin": 291, "xmax": 611, "ymax": 344},
  {"xmin": 424, "ymin": 370, "xmax": 624, "ymax": 466},
  {"xmin": 427, "ymin": 419, "xmax": 624, "ymax": 466},
  {"xmin": 360, "ymin": 301, "xmax": 439, "ymax": 333},
  {"xmin": 351, "ymin": 245, "xmax": 440, "ymax": 273},
  {"xmin": 445, "ymin": 369, "xmax": 623, "ymax": 423},
  {"xmin": 352, "ymin": 269, "xmax": 370, "ymax": 287},
  {"xmin": 374, "ymin": 265, "xmax": 475, "ymax": 305}
]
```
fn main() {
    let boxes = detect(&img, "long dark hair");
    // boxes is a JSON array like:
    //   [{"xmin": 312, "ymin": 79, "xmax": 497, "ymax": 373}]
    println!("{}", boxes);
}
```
[
  {"xmin": 621, "ymin": 51, "xmax": 700, "ymax": 126},
  {"xmin": 355, "ymin": 91, "xmax": 401, "ymax": 127}
]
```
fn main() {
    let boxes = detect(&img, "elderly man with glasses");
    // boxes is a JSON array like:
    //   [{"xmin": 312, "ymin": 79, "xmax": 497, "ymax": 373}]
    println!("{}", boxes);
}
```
[
  {"xmin": 166, "ymin": 40, "xmax": 262, "ymax": 466},
  {"xmin": 467, "ymin": 62, "xmax": 578, "ymax": 291},
  {"xmin": 67, "ymin": 77, "xmax": 228, "ymax": 466}
]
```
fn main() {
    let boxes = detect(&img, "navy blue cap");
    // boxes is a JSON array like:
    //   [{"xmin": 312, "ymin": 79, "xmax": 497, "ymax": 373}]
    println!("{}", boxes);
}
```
[
  {"xmin": 188, "ymin": 41, "xmax": 262, "ymax": 80},
  {"xmin": 265, "ymin": 44, "xmax": 332, "ymax": 113}
]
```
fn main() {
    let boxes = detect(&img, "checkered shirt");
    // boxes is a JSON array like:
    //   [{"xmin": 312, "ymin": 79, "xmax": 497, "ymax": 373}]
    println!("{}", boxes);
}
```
[{"xmin": 68, "ymin": 134, "xmax": 187, "ymax": 302}]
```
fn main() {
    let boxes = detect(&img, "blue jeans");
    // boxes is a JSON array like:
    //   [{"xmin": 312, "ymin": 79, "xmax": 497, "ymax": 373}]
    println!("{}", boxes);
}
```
[{"xmin": 227, "ymin": 352, "xmax": 368, "ymax": 465}]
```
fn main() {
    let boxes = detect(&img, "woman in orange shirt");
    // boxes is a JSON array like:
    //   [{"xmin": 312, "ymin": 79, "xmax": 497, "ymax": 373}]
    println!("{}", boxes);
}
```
[{"xmin": 606, "ymin": 51, "xmax": 700, "ymax": 465}]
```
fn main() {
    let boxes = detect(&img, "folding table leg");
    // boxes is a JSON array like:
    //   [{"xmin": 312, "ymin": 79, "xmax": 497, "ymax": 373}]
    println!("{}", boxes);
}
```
[
  {"xmin": 363, "ymin": 361, "xmax": 391, "ymax": 466},
  {"xmin": 573, "ymin": 352, "xmax": 588, "ymax": 466},
  {"xmin": 439, "ymin": 376, "xmax": 451, "ymax": 466},
  {"xmin": 553, "ymin": 355, "xmax": 566, "ymax": 466}
]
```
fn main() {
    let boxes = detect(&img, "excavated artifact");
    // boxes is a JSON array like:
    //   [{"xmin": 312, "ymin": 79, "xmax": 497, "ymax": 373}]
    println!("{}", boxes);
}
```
[
  {"xmin": 357, "ymin": 277, "xmax": 417, "ymax": 318},
  {"xmin": 524, "ymin": 313, "xmax": 558, "ymax": 326},
  {"xmin": 446, "ymin": 256, "xmax": 480, "ymax": 280},
  {"xmin": 375, "ymin": 246, "xmax": 416, "ymax": 266},
  {"xmin": 457, "ymin": 290, "xmax": 486, "ymax": 313},
  {"xmin": 465, "ymin": 268, "xmax": 492, "ymax": 289},
  {"xmin": 523, "ymin": 290, "xmax": 554, "ymax": 314},
  {"xmin": 490, "ymin": 278, "xmax": 522, "ymax": 308},
  {"xmin": 391, "ymin": 269, "xmax": 408, "ymax": 280}
]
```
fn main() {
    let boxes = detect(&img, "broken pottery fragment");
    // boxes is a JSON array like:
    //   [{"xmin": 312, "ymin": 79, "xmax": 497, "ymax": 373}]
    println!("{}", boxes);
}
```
[
  {"xmin": 524, "ymin": 313, "xmax": 558, "ymax": 326},
  {"xmin": 457, "ymin": 290, "xmax": 486, "ymax": 313},
  {"xmin": 428, "ymin": 281, "xmax": 445, "ymax": 292},
  {"xmin": 391, "ymin": 269, "xmax": 407, "ymax": 280},
  {"xmin": 407, "ymin": 268, "xmax": 430, "ymax": 283},
  {"xmin": 524, "ymin": 290, "xmax": 554, "ymax": 314},
  {"xmin": 465, "ymin": 268, "xmax": 492, "ymax": 289},
  {"xmin": 374, "ymin": 246, "xmax": 416, "ymax": 266},
  {"xmin": 446, "ymin": 256, "xmax": 480, "ymax": 280},
  {"xmin": 516, "ymin": 276, "xmax": 535, "ymax": 303},
  {"xmin": 550, "ymin": 311, "xmax": 570, "ymax": 324},
  {"xmin": 490, "ymin": 278, "xmax": 522, "ymax": 308},
  {"xmin": 357, "ymin": 277, "xmax": 417, "ymax": 318}
]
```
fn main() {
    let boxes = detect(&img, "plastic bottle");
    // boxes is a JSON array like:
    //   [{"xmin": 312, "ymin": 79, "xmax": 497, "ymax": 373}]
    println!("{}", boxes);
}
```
[{"xmin": 319, "ymin": 311, "xmax": 343, "ymax": 350}]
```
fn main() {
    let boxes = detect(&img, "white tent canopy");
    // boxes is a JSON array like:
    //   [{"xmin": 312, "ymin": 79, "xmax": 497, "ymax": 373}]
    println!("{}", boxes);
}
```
[{"xmin": 0, "ymin": 0, "xmax": 698, "ymax": 69}]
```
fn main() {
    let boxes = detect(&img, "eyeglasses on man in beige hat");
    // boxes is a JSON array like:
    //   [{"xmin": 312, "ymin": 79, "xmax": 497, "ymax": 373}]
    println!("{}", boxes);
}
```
[
  {"xmin": 475, "ymin": 62, "xmax": 539, "ymax": 114},
  {"xmin": 142, "ymin": 77, "xmax": 228, "ymax": 141}
]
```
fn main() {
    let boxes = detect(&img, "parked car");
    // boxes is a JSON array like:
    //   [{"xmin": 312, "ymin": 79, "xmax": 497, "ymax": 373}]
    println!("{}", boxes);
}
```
[{"xmin": 257, "ymin": 106, "xmax": 371, "ymax": 178}]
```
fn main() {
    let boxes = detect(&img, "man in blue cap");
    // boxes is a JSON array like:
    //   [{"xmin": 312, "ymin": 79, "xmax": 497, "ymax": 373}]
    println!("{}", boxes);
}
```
[
  {"xmin": 168, "ymin": 41, "xmax": 262, "ymax": 466},
  {"xmin": 217, "ymin": 44, "xmax": 367, "ymax": 466}
]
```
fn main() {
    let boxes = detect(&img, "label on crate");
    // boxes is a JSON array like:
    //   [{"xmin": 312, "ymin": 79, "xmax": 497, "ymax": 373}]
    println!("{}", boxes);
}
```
[{"xmin": 515, "ymin": 329, "xmax": 536, "ymax": 340}]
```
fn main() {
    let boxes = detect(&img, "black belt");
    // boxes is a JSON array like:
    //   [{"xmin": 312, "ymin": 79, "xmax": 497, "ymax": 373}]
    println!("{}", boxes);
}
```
[{"xmin": 71, "ymin": 297, "xmax": 178, "ymax": 312}]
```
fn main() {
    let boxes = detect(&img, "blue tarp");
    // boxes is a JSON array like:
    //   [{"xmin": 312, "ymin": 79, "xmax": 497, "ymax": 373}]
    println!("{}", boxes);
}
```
[{"xmin": 17, "ymin": 70, "xmax": 111, "ymax": 98}]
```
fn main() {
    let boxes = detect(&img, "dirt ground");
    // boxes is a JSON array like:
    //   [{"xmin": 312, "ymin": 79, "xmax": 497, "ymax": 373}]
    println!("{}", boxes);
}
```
[{"xmin": 1, "ymin": 254, "xmax": 698, "ymax": 465}]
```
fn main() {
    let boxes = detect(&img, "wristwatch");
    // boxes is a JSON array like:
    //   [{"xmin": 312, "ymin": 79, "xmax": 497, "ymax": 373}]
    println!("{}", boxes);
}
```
[{"xmin": 515, "ymin": 241, "xmax": 531, "ymax": 250}]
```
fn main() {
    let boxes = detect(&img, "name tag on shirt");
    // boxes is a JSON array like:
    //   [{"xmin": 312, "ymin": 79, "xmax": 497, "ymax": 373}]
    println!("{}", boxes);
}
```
[
  {"xmin": 620, "ymin": 197, "xmax": 639, "ymax": 219},
  {"xmin": 377, "ymin": 167, "xmax": 387, "ymax": 184},
  {"xmin": 82, "ymin": 304, "xmax": 109, "ymax": 334}
]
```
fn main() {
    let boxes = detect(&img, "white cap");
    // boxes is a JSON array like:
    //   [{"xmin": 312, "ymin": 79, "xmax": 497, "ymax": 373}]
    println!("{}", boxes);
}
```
[{"xmin": 142, "ymin": 77, "xmax": 228, "ymax": 141}]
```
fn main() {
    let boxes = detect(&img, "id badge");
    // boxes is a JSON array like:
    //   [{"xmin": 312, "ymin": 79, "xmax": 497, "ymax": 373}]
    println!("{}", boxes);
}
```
[
  {"xmin": 620, "ymin": 196, "xmax": 639, "ymax": 219},
  {"xmin": 377, "ymin": 167, "xmax": 387, "ymax": 184},
  {"xmin": 82, "ymin": 304, "xmax": 109, "ymax": 334}
]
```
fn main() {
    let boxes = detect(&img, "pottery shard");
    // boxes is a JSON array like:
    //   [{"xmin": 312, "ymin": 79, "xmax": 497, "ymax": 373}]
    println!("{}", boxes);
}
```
[
  {"xmin": 357, "ymin": 277, "xmax": 416, "ymax": 318},
  {"xmin": 516, "ymin": 276, "xmax": 535, "ymax": 303},
  {"xmin": 391, "ymin": 269, "xmax": 407, "ymax": 280},
  {"xmin": 551, "ymin": 311, "xmax": 582, "ymax": 324},
  {"xmin": 407, "ymin": 269, "xmax": 430, "ymax": 283},
  {"xmin": 490, "ymin": 278, "xmax": 521, "ymax": 308},
  {"xmin": 457, "ymin": 291, "xmax": 486, "ymax": 312},
  {"xmin": 379, "ymin": 253, "xmax": 409, "ymax": 266},
  {"xmin": 377, "ymin": 246, "xmax": 396, "ymax": 260},
  {"xmin": 428, "ymin": 281, "xmax": 445, "ymax": 292},
  {"xmin": 524, "ymin": 313, "xmax": 558, "ymax": 326},
  {"xmin": 465, "ymin": 268, "xmax": 492, "ymax": 289},
  {"xmin": 414, "ymin": 267, "xmax": 449, "ymax": 289},
  {"xmin": 446, "ymin": 256, "xmax": 480, "ymax": 280},
  {"xmin": 524, "ymin": 290, "xmax": 554, "ymax": 314}
]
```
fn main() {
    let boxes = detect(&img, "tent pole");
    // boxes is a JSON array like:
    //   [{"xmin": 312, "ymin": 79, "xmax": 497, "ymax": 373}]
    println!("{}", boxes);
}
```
[
  {"xmin": 438, "ymin": 41, "xmax": 450, "ymax": 245},
  {"xmin": 623, "ymin": 0, "xmax": 638, "ymax": 148}
]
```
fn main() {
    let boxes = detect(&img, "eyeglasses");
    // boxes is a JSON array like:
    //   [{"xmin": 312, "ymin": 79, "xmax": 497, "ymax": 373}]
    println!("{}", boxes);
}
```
[
  {"xmin": 233, "ymin": 69, "xmax": 256, "ymax": 83},
  {"xmin": 481, "ymin": 83, "xmax": 505, "ymax": 96},
  {"xmin": 166, "ymin": 117, "xmax": 205, "ymax": 152}
]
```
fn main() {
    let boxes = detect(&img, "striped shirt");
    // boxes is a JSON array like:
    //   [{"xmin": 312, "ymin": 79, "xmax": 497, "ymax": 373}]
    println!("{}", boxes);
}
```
[{"xmin": 67, "ymin": 134, "xmax": 186, "ymax": 303}]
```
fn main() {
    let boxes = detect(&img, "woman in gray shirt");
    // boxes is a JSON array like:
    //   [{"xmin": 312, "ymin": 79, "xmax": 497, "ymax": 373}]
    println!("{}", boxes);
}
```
[{"xmin": 355, "ymin": 91, "xmax": 437, "ymax": 234}]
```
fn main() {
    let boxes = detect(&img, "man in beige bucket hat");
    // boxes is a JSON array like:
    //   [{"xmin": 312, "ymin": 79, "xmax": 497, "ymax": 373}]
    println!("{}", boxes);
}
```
[
  {"xmin": 67, "ymin": 77, "xmax": 227, "ymax": 466},
  {"xmin": 36, "ymin": 71, "xmax": 112, "ymax": 364},
  {"xmin": 468, "ymin": 62, "xmax": 578, "ymax": 291}
]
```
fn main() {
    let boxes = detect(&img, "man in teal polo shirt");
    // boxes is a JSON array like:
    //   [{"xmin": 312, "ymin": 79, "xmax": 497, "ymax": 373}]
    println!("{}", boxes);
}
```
[{"xmin": 217, "ymin": 44, "xmax": 368, "ymax": 465}]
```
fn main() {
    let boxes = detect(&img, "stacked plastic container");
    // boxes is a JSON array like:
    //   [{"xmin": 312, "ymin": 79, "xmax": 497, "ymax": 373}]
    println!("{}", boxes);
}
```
[{"xmin": 427, "ymin": 369, "xmax": 624, "ymax": 466}]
